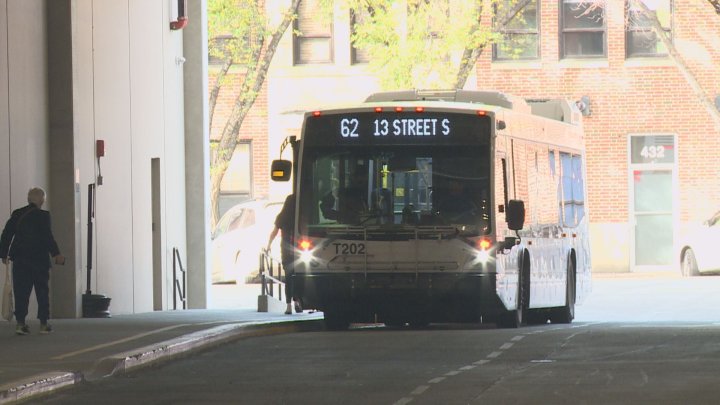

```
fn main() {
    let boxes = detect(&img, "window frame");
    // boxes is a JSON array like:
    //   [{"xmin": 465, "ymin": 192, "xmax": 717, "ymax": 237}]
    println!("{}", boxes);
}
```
[
  {"xmin": 293, "ymin": 0, "xmax": 334, "ymax": 65},
  {"xmin": 350, "ymin": 8, "xmax": 371, "ymax": 65},
  {"xmin": 625, "ymin": 0, "xmax": 673, "ymax": 58},
  {"xmin": 559, "ymin": 0, "xmax": 607, "ymax": 59},
  {"xmin": 492, "ymin": 0, "xmax": 541, "ymax": 61}
]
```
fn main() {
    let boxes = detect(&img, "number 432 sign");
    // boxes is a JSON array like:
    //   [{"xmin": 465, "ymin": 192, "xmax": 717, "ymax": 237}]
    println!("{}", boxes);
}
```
[{"xmin": 631, "ymin": 136, "xmax": 674, "ymax": 164}]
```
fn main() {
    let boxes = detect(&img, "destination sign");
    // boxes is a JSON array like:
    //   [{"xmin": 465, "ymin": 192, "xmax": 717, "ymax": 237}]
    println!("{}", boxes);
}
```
[
  {"xmin": 341, "ymin": 117, "xmax": 451, "ymax": 138},
  {"xmin": 303, "ymin": 112, "xmax": 490, "ymax": 146}
]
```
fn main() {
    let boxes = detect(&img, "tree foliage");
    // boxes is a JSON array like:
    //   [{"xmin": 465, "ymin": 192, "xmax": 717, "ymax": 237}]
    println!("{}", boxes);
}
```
[
  {"xmin": 337, "ymin": 0, "xmax": 533, "ymax": 90},
  {"xmin": 207, "ymin": 0, "xmax": 301, "ymax": 229}
]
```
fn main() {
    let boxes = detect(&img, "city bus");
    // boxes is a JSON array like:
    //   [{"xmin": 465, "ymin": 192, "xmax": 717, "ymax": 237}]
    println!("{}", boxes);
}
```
[{"xmin": 271, "ymin": 89, "xmax": 591, "ymax": 329}]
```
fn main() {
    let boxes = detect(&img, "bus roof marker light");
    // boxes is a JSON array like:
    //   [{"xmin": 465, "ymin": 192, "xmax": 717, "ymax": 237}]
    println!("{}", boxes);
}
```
[
  {"xmin": 374, "ymin": 107, "xmax": 383, "ymax": 113},
  {"xmin": 312, "ymin": 111, "xmax": 322, "ymax": 117},
  {"xmin": 415, "ymin": 106, "xmax": 425, "ymax": 113},
  {"xmin": 477, "ymin": 110, "xmax": 487, "ymax": 116},
  {"xmin": 395, "ymin": 107, "xmax": 404, "ymax": 112}
]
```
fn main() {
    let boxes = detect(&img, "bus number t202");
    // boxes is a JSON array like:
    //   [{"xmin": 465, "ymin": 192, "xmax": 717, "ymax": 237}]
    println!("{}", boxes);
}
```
[{"xmin": 333, "ymin": 243, "xmax": 366, "ymax": 255}]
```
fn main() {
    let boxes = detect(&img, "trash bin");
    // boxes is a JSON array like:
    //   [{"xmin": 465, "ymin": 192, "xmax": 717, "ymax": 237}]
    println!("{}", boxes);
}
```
[{"xmin": 82, "ymin": 293, "xmax": 111, "ymax": 318}]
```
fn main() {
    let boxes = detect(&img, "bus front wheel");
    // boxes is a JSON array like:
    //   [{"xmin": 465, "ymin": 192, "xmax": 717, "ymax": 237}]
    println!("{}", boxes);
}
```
[{"xmin": 323, "ymin": 305, "xmax": 351, "ymax": 331}]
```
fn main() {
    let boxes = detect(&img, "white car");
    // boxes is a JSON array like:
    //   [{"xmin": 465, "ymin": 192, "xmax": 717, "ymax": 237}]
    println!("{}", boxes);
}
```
[
  {"xmin": 211, "ymin": 199, "xmax": 284, "ymax": 284},
  {"xmin": 678, "ymin": 210, "xmax": 720, "ymax": 277}
]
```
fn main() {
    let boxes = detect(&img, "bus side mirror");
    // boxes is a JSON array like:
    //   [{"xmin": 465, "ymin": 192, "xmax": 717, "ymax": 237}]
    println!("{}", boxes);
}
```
[
  {"xmin": 271, "ymin": 160, "xmax": 292, "ymax": 182},
  {"xmin": 506, "ymin": 200, "xmax": 525, "ymax": 231}
]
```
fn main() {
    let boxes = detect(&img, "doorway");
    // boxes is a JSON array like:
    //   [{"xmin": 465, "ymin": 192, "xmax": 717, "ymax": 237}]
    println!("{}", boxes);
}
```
[{"xmin": 628, "ymin": 135, "xmax": 676, "ymax": 271}]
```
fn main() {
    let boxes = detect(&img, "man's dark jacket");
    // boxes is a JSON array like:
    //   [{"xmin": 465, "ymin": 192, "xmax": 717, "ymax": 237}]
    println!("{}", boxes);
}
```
[{"xmin": 0, "ymin": 203, "xmax": 60, "ymax": 266}]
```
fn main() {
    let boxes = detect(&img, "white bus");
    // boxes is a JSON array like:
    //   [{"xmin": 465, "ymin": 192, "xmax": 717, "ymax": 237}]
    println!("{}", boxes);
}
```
[{"xmin": 271, "ymin": 90, "xmax": 591, "ymax": 329}]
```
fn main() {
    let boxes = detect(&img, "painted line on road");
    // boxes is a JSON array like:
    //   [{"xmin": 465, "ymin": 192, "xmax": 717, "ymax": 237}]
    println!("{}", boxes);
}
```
[
  {"xmin": 52, "ymin": 324, "xmax": 191, "ymax": 360},
  {"xmin": 393, "ymin": 328, "xmax": 552, "ymax": 405}
]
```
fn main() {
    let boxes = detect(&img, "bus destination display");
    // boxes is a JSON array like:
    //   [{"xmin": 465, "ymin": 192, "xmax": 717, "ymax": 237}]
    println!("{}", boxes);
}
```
[
  {"xmin": 304, "ymin": 112, "xmax": 490, "ymax": 146},
  {"xmin": 342, "ymin": 117, "xmax": 451, "ymax": 138}
]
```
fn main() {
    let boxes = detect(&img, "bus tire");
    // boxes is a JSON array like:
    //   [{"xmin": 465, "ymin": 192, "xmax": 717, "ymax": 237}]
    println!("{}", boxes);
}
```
[
  {"xmin": 323, "ymin": 306, "xmax": 351, "ymax": 331},
  {"xmin": 498, "ymin": 251, "xmax": 530, "ymax": 328},
  {"xmin": 550, "ymin": 256, "xmax": 576, "ymax": 324}
]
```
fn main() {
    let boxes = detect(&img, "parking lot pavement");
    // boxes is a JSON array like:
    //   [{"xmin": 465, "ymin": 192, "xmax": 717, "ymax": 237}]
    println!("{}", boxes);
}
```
[{"xmin": 0, "ymin": 305, "xmax": 324, "ymax": 404}]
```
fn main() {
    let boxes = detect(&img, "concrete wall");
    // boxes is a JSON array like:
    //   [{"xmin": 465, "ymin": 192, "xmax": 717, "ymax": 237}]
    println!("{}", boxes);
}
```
[
  {"xmin": 70, "ymin": 0, "xmax": 188, "ymax": 314},
  {"xmin": 0, "ymin": 0, "xmax": 207, "ymax": 318},
  {"xmin": 0, "ymin": 0, "xmax": 49, "ymax": 319}
]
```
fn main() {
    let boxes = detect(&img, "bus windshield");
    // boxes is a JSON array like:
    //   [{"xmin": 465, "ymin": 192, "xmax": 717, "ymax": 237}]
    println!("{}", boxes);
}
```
[{"xmin": 298, "ymin": 144, "xmax": 491, "ymax": 237}]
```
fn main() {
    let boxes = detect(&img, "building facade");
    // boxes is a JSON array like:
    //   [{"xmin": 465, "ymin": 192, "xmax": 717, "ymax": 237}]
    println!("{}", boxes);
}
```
[{"xmin": 234, "ymin": 0, "xmax": 720, "ymax": 273}]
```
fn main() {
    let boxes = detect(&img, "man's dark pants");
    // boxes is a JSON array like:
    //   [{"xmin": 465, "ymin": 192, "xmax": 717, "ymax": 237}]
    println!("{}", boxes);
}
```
[{"xmin": 12, "ymin": 258, "xmax": 50, "ymax": 324}]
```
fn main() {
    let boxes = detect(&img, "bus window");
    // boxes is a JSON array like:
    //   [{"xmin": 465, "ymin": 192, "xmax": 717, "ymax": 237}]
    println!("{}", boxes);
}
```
[{"xmin": 301, "ymin": 146, "xmax": 491, "ymax": 235}]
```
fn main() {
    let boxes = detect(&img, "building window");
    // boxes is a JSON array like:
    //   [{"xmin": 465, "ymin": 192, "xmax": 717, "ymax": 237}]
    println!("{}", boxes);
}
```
[
  {"xmin": 219, "ymin": 142, "xmax": 253, "ymax": 215},
  {"xmin": 350, "ymin": 7, "xmax": 372, "ymax": 64},
  {"xmin": 626, "ymin": 0, "xmax": 672, "ymax": 58},
  {"xmin": 560, "ymin": 0, "xmax": 606, "ymax": 58},
  {"xmin": 293, "ymin": 0, "xmax": 333, "ymax": 64},
  {"xmin": 493, "ymin": 0, "xmax": 539, "ymax": 60}
]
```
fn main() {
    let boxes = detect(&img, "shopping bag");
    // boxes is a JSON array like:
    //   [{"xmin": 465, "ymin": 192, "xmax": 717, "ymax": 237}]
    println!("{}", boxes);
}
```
[{"xmin": 2, "ymin": 263, "xmax": 13, "ymax": 321}]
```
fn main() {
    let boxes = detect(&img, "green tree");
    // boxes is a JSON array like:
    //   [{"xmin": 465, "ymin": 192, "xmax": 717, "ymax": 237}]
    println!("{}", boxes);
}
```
[
  {"xmin": 207, "ymin": 0, "xmax": 301, "ymax": 229},
  {"xmin": 341, "ymin": 0, "xmax": 533, "ymax": 90}
]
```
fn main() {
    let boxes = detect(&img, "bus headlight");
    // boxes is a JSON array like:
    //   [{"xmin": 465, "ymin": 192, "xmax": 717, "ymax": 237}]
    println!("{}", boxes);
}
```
[
  {"xmin": 298, "ymin": 239, "xmax": 314, "ymax": 264},
  {"xmin": 473, "ymin": 237, "xmax": 493, "ymax": 264}
]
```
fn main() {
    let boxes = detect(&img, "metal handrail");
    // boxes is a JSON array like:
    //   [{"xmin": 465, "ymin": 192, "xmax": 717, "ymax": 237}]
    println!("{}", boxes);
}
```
[
  {"xmin": 173, "ymin": 247, "xmax": 187, "ymax": 310},
  {"xmin": 259, "ymin": 247, "xmax": 284, "ymax": 303}
]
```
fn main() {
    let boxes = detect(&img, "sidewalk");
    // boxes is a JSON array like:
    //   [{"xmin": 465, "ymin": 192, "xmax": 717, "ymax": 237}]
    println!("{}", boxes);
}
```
[{"xmin": 0, "ymin": 285, "xmax": 323, "ymax": 404}]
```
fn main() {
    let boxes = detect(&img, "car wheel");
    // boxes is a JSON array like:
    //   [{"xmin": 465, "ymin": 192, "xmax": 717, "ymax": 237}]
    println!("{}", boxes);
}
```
[{"xmin": 681, "ymin": 248, "xmax": 700, "ymax": 277}]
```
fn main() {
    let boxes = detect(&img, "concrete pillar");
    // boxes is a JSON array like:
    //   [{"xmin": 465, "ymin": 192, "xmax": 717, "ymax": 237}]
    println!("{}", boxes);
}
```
[
  {"xmin": 46, "ymin": 0, "xmax": 80, "ymax": 318},
  {"xmin": 182, "ymin": 0, "xmax": 210, "ymax": 309}
]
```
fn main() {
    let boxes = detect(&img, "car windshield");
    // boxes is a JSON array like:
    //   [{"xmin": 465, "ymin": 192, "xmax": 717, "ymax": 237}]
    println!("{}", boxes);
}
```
[{"xmin": 298, "ymin": 145, "xmax": 491, "ymax": 237}]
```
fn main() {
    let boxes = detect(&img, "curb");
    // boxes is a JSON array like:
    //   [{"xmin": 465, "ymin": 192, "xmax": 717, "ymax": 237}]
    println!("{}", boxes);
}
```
[{"xmin": 0, "ymin": 318, "xmax": 324, "ymax": 404}]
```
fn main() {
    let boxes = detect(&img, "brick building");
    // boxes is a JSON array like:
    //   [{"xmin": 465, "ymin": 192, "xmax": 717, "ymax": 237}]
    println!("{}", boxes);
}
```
[{"xmin": 212, "ymin": 0, "xmax": 720, "ymax": 273}]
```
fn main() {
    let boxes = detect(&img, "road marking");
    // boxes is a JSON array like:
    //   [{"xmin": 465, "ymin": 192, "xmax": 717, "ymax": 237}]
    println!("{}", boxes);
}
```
[
  {"xmin": 500, "ymin": 342, "xmax": 514, "ymax": 350},
  {"xmin": 52, "ymin": 324, "xmax": 191, "ymax": 360},
  {"xmin": 460, "ymin": 365, "xmax": 476, "ymax": 371},
  {"xmin": 473, "ymin": 359, "xmax": 490, "ymax": 365},
  {"xmin": 428, "ymin": 377, "xmax": 445, "ymax": 384},
  {"xmin": 445, "ymin": 370, "xmax": 461, "ymax": 376},
  {"xmin": 393, "ymin": 397, "xmax": 413, "ymax": 405},
  {"xmin": 411, "ymin": 386, "xmax": 429, "ymax": 395},
  {"xmin": 487, "ymin": 351, "xmax": 502, "ymax": 358},
  {"xmin": 511, "ymin": 335, "xmax": 525, "ymax": 341}
]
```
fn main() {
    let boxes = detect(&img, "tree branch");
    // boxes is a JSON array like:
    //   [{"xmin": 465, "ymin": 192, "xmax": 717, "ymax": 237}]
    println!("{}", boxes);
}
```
[
  {"xmin": 631, "ymin": 0, "xmax": 720, "ymax": 130},
  {"xmin": 210, "ymin": 0, "xmax": 302, "ymax": 228},
  {"xmin": 208, "ymin": 57, "xmax": 233, "ymax": 133},
  {"xmin": 454, "ymin": 0, "xmax": 533, "ymax": 89}
]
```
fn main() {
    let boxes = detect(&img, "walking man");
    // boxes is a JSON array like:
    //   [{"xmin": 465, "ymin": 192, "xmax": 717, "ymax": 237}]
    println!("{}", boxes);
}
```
[{"xmin": 0, "ymin": 187, "xmax": 64, "ymax": 335}]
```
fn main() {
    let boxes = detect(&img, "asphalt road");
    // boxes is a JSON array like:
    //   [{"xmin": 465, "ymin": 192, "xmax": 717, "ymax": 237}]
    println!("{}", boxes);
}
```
[{"xmin": 38, "ymin": 274, "xmax": 720, "ymax": 404}]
